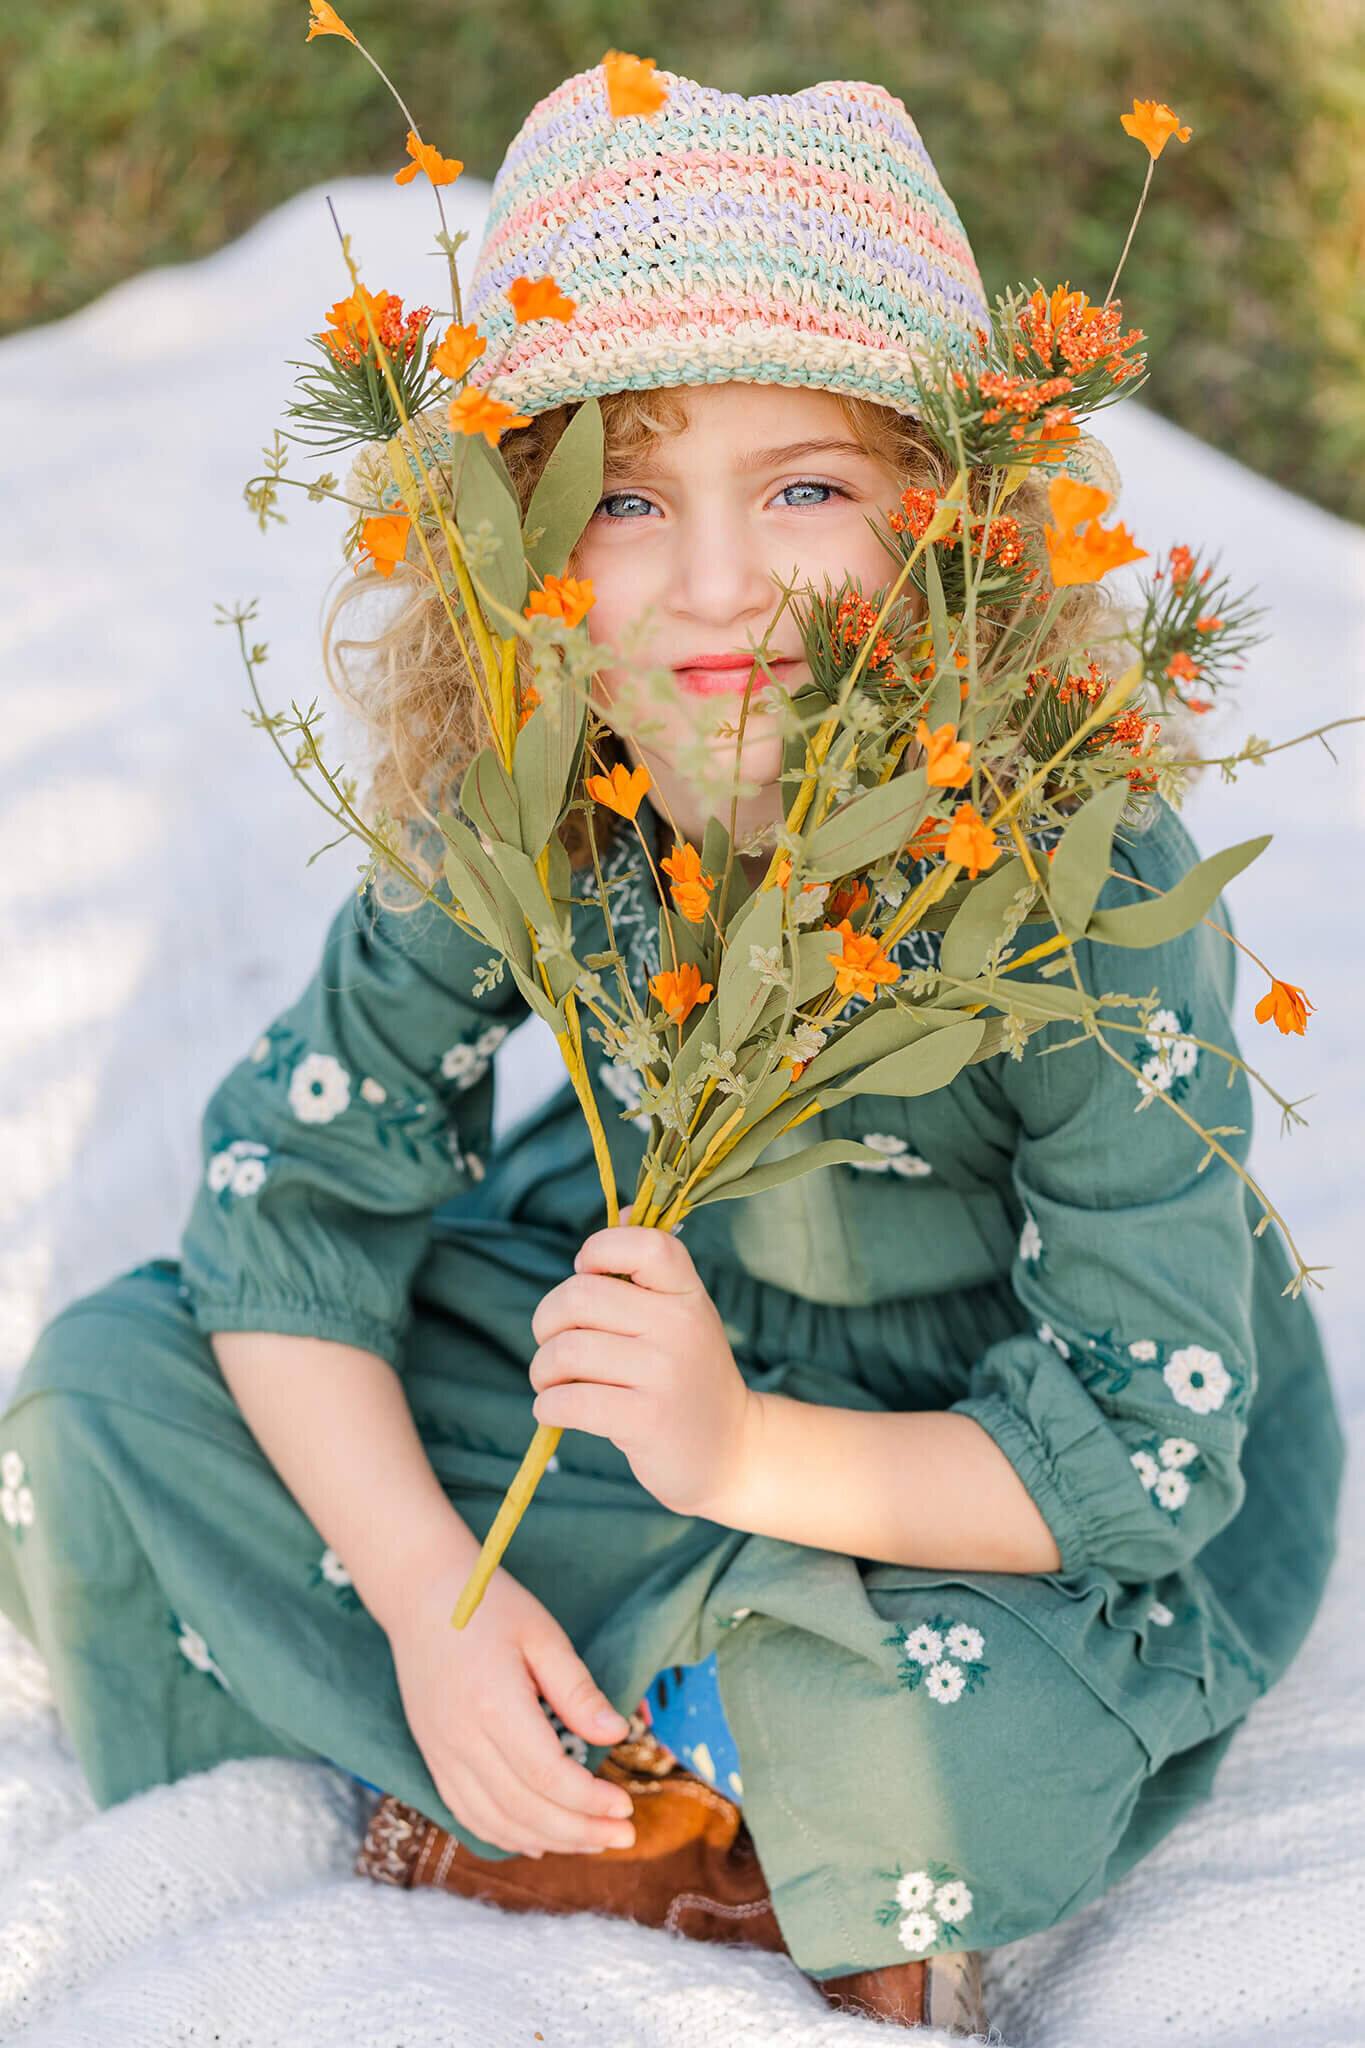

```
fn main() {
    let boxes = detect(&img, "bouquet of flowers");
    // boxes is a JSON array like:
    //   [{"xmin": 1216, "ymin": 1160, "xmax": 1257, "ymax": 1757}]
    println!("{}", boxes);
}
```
[{"xmin": 221, "ymin": 8, "xmax": 1338, "ymax": 1626}]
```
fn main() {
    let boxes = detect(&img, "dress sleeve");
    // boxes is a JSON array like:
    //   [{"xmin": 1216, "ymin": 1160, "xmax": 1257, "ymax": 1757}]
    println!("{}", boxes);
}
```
[
  {"xmin": 178, "ymin": 866, "xmax": 529, "ymax": 1368},
  {"xmin": 949, "ymin": 804, "xmax": 1260, "ymax": 1581}
]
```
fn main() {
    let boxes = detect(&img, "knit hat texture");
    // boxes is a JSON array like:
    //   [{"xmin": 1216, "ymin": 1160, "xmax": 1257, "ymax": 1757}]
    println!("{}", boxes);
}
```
[{"xmin": 461, "ymin": 61, "xmax": 1121, "ymax": 504}]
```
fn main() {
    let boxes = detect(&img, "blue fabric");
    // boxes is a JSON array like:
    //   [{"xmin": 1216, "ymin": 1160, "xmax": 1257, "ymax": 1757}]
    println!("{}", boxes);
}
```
[{"xmin": 643, "ymin": 1649, "xmax": 744, "ymax": 1805}]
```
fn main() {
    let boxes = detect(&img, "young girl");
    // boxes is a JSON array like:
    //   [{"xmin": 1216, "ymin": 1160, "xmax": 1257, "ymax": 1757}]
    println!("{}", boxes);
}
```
[{"xmin": 0, "ymin": 61, "xmax": 1344, "ymax": 2035}]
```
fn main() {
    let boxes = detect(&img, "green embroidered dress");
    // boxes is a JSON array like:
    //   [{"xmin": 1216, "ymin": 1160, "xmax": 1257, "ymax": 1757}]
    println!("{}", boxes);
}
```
[{"xmin": 0, "ymin": 795, "xmax": 1343, "ymax": 1979}]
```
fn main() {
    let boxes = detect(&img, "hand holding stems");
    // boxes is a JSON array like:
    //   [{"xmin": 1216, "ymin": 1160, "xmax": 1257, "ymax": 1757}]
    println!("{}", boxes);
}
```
[{"xmin": 528, "ymin": 1219, "xmax": 759, "ymax": 1523}]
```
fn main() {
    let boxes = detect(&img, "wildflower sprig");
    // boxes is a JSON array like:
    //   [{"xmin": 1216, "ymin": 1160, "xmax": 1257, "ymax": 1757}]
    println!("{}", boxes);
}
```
[
  {"xmin": 1135, "ymin": 542, "xmax": 1267, "ymax": 714},
  {"xmin": 284, "ymin": 287, "xmax": 445, "ymax": 453}
]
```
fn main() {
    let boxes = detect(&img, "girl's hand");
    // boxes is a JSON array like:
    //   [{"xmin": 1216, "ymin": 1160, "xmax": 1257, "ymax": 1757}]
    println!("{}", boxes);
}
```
[
  {"xmin": 529, "ymin": 1223, "xmax": 759, "ymax": 1521},
  {"xmin": 382, "ymin": 1540, "xmax": 639, "ymax": 1858}
]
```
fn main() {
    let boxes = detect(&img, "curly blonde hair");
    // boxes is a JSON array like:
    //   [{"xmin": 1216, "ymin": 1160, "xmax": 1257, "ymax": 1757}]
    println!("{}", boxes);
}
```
[{"xmin": 323, "ymin": 385, "xmax": 1135, "ymax": 911}]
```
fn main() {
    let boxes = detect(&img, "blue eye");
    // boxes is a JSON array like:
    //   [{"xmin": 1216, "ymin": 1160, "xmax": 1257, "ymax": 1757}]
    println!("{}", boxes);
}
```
[
  {"xmin": 595, "ymin": 491, "xmax": 656, "ymax": 520},
  {"xmin": 593, "ymin": 480, "xmax": 851, "ymax": 521},
  {"xmin": 779, "ymin": 481, "xmax": 846, "ymax": 507}
]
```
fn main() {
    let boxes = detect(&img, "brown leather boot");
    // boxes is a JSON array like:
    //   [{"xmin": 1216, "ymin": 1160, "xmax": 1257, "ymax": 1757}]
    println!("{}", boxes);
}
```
[
  {"xmin": 355, "ymin": 1725, "xmax": 785, "ymax": 1954},
  {"xmin": 816, "ymin": 1946, "xmax": 988, "ymax": 2037}
]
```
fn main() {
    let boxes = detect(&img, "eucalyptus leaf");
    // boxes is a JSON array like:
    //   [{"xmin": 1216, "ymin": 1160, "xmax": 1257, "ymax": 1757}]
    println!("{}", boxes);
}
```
[
  {"xmin": 821, "ymin": 1016, "xmax": 986, "ymax": 1100},
  {"xmin": 803, "ymin": 767, "xmax": 929, "ymax": 879},
  {"xmin": 522, "ymin": 398, "xmax": 604, "ymax": 583},
  {"xmin": 1048, "ymin": 783, "xmax": 1130, "ymax": 937},
  {"xmin": 1085, "ymin": 835, "xmax": 1271, "ymax": 949},
  {"xmin": 460, "ymin": 747, "xmax": 521, "ymax": 849},
  {"xmin": 691, "ymin": 1136, "xmax": 872, "ymax": 1207},
  {"xmin": 455, "ymin": 435, "xmax": 528, "ymax": 621},
  {"xmin": 437, "ymin": 814, "xmax": 532, "ymax": 978},
  {"xmin": 939, "ymin": 857, "xmax": 1032, "ymax": 980},
  {"xmin": 702, "ymin": 815, "xmax": 753, "ymax": 926},
  {"xmin": 512, "ymin": 685, "xmax": 586, "ymax": 861},
  {"xmin": 717, "ymin": 886, "xmax": 783, "ymax": 1047},
  {"xmin": 798, "ymin": 1000, "xmax": 913, "ymax": 1088}
]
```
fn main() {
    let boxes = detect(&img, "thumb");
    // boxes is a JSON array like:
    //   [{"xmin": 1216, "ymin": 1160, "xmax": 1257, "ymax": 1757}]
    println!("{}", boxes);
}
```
[{"xmin": 525, "ymin": 1628, "xmax": 629, "ymax": 1745}]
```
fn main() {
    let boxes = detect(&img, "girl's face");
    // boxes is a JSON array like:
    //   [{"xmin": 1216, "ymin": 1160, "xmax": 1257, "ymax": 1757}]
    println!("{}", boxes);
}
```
[{"xmin": 570, "ymin": 382, "xmax": 906, "ymax": 857}]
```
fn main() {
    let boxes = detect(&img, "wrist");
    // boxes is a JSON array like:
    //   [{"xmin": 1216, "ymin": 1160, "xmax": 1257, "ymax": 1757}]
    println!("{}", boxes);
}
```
[
  {"xmin": 696, "ymin": 1387, "xmax": 772, "ymax": 1531},
  {"xmin": 354, "ymin": 1502, "xmax": 485, "ymax": 1638}
]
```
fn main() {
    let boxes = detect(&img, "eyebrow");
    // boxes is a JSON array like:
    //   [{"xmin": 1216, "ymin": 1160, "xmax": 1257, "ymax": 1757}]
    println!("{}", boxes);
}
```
[{"xmin": 609, "ymin": 437, "xmax": 872, "ymax": 477}]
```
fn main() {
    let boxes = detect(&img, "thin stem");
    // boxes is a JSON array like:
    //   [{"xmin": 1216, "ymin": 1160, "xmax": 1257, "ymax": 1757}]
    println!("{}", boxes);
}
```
[{"xmin": 1105, "ymin": 156, "xmax": 1155, "ymax": 308}]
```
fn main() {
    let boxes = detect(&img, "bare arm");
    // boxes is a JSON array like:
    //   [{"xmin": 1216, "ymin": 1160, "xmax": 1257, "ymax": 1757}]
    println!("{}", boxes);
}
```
[{"xmin": 210, "ymin": 1330, "xmax": 480, "ymax": 1633}]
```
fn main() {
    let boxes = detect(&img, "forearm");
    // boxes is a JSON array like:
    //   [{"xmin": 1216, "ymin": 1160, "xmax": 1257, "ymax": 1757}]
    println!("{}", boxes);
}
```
[
  {"xmin": 718, "ymin": 1394, "xmax": 1063, "ymax": 1574},
  {"xmin": 210, "ymin": 1330, "xmax": 482, "ymax": 1632}
]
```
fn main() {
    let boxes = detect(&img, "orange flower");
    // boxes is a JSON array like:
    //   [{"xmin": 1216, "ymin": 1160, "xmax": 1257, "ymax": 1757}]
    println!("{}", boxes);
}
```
[
  {"xmin": 515, "ymin": 683, "xmax": 541, "ymax": 732},
  {"xmin": 904, "ymin": 817, "xmax": 950, "ymax": 862},
  {"xmin": 354, "ymin": 513, "xmax": 411, "ymax": 580},
  {"xmin": 524, "ymin": 574, "xmax": 596, "ymax": 628},
  {"xmin": 394, "ymin": 130, "xmax": 464, "ymax": 187},
  {"xmin": 916, "ymin": 717, "xmax": 972, "ymax": 789},
  {"xmin": 507, "ymin": 275, "xmax": 577, "ymax": 324},
  {"xmin": 825, "ymin": 920, "xmax": 900, "ymax": 1001},
  {"xmin": 1045, "ymin": 517, "xmax": 1148, "ymax": 588},
  {"xmin": 1120, "ymin": 99, "xmax": 1193, "ymax": 159},
  {"xmin": 584, "ymin": 761, "xmax": 652, "ymax": 819},
  {"xmin": 431, "ymin": 323, "xmax": 487, "ymax": 382},
  {"xmin": 661, "ymin": 842, "xmax": 717, "ymax": 924},
  {"xmin": 306, "ymin": 0, "xmax": 356, "ymax": 43},
  {"xmin": 826, "ymin": 877, "xmax": 870, "ymax": 926},
  {"xmin": 320, "ymin": 284, "xmax": 391, "ymax": 358},
  {"xmin": 1255, "ymin": 978, "xmax": 1314, "ymax": 1036},
  {"xmin": 1195, "ymin": 614, "xmax": 1225, "ymax": 633},
  {"xmin": 773, "ymin": 856, "xmax": 792, "ymax": 889},
  {"xmin": 944, "ymin": 804, "xmax": 1000, "ymax": 879},
  {"xmin": 650, "ymin": 961, "xmax": 713, "ymax": 1025},
  {"xmin": 1046, "ymin": 475, "xmax": 1112, "ymax": 535},
  {"xmin": 1166, "ymin": 543, "xmax": 1197, "ymax": 590},
  {"xmin": 448, "ymin": 388, "xmax": 533, "ymax": 447},
  {"xmin": 1165, "ymin": 651, "xmax": 1202, "ymax": 684},
  {"xmin": 602, "ymin": 49, "xmax": 668, "ymax": 117}
]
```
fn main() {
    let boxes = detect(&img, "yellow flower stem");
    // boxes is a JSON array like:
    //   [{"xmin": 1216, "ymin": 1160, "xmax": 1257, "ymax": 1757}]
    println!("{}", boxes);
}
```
[
  {"xmin": 499, "ymin": 632, "xmax": 519, "ymax": 759},
  {"xmin": 450, "ymin": 1422, "xmax": 563, "ymax": 1627}
]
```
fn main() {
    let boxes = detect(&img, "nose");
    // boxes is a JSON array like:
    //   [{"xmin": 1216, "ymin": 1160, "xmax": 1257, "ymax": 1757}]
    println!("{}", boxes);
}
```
[{"xmin": 665, "ymin": 505, "xmax": 790, "ymax": 637}]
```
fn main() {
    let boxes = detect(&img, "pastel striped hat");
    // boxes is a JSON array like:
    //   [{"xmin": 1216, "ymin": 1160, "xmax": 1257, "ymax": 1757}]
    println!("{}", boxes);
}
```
[{"xmin": 461, "ymin": 60, "xmax": 1121, "ymax": 504}]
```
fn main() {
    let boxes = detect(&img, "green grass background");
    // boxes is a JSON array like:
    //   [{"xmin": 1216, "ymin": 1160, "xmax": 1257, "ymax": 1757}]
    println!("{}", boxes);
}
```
[{"xmin": 4, "ymin": 0, "xmax": 1362, "ymax": 521}]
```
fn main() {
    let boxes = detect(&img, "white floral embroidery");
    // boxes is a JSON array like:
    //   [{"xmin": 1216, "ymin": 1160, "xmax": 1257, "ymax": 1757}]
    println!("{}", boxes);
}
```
[
  {"xmin": 439, "ymin": 1042, "xmax": 490, "ymax": 1090},
  {"xmin": 0, "ymin": 1455, "xmax": 34, "ymax": 1534},
  {"xmin": 895, "ymin": 1870, "xmax": 938, "ymax": 1912},
  {"xmin": 360, "ymin": 1077, "xmax": 387, "ymax": 1104},
  {"xmin": 289, "ymin": 1051, "xmax": 352, "ymax": 1124},
  {"xmin": 599, "ymin": 1060, "xmax": 651, "ymax": 1133},
  {"xmin": 474, "ymin": 1023, "xmax": 511, "ymax": 1059},
  {"xmin": 945, "ymin": 1623, "xmax": 985, "ymax": 1663},
  {"xmin": 545, "ymin": 1454, "xmax": 560, "ymax": 1474},
  {"xmin": 1159, "ymin": 1437, "xmax": 1199, "ymax": 1469},
  {"xmin": 176, "ymin": 1622, "xmax": 231, "ymax": 1690},
  {"xmin": 1019, "ymin": 1215, "xmax": 1043, "ymax": 1263},
  {"xmin": 902, "ymin": 1625, "xmax": 944, "ymax": 1667},
  {"xmin": 1164, "ymin": 1346, "xmax": 1232, "ymax": 1414},
  {"xmin": 1148, "ymin": 1601, "xmax": 1175, "ymax": 1627},
  {"xmin": 1037, "ymin": 1322, "xmax": 1071, "ymax": 1359},
  {"xmin": 206, "ymin": 1139, "xmax": 270, "ymax": 1197},
  {"xmin": 319, "ymin": 1547, "xmax": 353, "ymax": 1587},
  {"xmin": 463, "ymin": 1152, "xmax": 485, "ymax": 1182},
  {"xmin": 926, "ymin": 1661, "xmax": 966, "ymax": 1705},
  {"xmin": 897, "ymin": 1911, "xmax": 940, "ymax": 1954},
  {"xmin": 1154, "ymin": 1469, "xmax": 1191, "ymax": 1510},
  {"xmin": 1128, "ymin": 1339, "xmax": 1158, "ymax": 1362},
  {"xmin": 850, "ymin": 1134, "xmax": 933, "ymax": 1177},
  {"xmin": 934, "ymin": 1880, "xmax": 974, "ymax": 1923},
  {"xmin": 1135, "ymin": 1007, "xmax": 1200, "ymax": 1107},
  {"xmin": 1, "ymin": 1451, "xmax": 23, "ymax": 1491},
  {"xmin": 250, "ymin": 1035, "xmax": 271, "ymax": 1062},
  {"xmin": 1131, "ymin": 1449, "xmax": 1160, "ymax": 1490}
]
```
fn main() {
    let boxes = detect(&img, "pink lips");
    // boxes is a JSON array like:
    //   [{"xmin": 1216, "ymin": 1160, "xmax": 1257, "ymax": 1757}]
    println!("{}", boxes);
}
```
[{"xmin": 673, "ymin": 656, "xmax": 797, "ymax": 698}]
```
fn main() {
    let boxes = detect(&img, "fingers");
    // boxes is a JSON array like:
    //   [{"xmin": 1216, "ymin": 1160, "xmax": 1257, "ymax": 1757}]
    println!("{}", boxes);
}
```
[
  {"xmin": 574, "ymin": 1224, "xmax": 698, "ymax": 1293},
  {"xmin": 480, "ymin": 1709, "xmax": 638, "ymax": 1853},
  {"xmin": 531, "ymin": 1371, "xmax": 636, "ymax": 1441},
  {"xmin": 530, "ymin": 1272, "xmax": 655, "ymax": 1347}
]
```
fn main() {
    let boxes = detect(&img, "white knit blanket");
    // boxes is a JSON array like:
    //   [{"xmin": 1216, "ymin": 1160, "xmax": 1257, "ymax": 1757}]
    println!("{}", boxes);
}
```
[{"xmin": 1, "ymin": 175, "xmax": 1362, "ymax": 2046}]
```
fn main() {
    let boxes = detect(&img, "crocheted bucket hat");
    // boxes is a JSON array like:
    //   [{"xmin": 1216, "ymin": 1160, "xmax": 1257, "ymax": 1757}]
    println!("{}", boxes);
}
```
[{"xmin": 462, "ymin": 61, "xmax": 1121, "ymax": 505}]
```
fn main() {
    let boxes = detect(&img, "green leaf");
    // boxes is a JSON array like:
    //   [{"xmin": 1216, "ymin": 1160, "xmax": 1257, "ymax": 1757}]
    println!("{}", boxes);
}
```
[
  {"xmin": 822, "ymin": 1016, "xmax": 986, "ymax": 1099},
  {"xmin": 717, "ymin": 885, "xmax": 782, "ymax": 1047},
  {"xmin": 923, "ymin": 536, "xmax": 952, "ymax": 675},
  {"xmin": 798, "ymin": 1000, "xmax": 912, "ymax": 1088},
  {"xmin": 702, "ymin": 815, "xmax": 753, "ymax": 926},
  {"xmin": 691, "ymin": 1134, "xmax": 872, "ymax": 1207},
  {"xmin": 939, "ymin": 857, "xmax": 1031, "ymax": 980},
  {"xmin": 460, "ymin": 747, "xmax": 520, "ymax": 848},
  {"xmin": 803, "ymin": 767, "xmax": 929, "ymax": 879},
  {"xmin": 437, "ymin": 812, "xmax": 531, "ymax": 977},
  {"xmin": 791, "ymin": 926, "xmax": 841, "ymax": 1005},
  {"xmin": 522, "ymin": 399, "xmax": 604, "ymax": 583},
  {"xmin": 512, "ymin": 684, "xmax": 586, "ymax": 861},
  {"xmin": 455, "ymin": 435, "xmax": 528, "ymax": 622},
  {"xmin": 1085, "ymin": 835, "xmax": 1271, "ymax": 949},
  {"xmin": 1047, "ymin": 784, "xmax": 1130, "ymax": 937}
]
